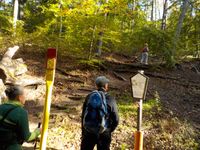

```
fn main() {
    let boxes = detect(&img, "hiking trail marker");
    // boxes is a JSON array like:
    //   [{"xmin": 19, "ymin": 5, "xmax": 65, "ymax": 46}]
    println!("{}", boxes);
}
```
[
  {"xmin": 131, "ymin": 70, "xmax": 149, "ymax": 150},
  {"xmin": 40, "ymin": 48, "xmax": 57, "ymax": 150}
]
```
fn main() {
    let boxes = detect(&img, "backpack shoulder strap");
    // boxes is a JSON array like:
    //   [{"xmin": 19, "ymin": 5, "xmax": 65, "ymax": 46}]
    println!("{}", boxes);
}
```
[
  {"xmin": 89, "ymin": 90, "xmax": 105, "ymax": 101},
  {"xmin": 86, "ymin": 90, "xmax": 98, "ymax": 104},
  {"xmin": 96, "ymin": 91, "xmax": 108, "ymax": 113},
  {"xmin": 0, "ymin": 106, "xmax": 18, "ymax": 124},
  {"xmin": 98, "ymin": 91, "xmax": 106, "ymax": 101},
  {"xmin": 90, "ymin": 90, "xmax": 107, "ymax": 106}
]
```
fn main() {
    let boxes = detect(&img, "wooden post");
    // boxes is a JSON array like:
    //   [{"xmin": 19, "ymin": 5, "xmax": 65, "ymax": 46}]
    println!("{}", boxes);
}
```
[
  {"xmin": 134, "ymin": 131, "xmax": 143, "ymax": 150},
  {"xmin": 39, "ymin": 48, "xmax": 57, "ymax": 150},
  {"xmin": 134, "ymin": 99, "xmax": 143, "ymax": 150}
]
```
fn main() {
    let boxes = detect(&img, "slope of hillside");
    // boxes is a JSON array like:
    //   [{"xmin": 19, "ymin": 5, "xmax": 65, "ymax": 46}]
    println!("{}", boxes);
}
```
[{"xmin": 16, "ymin": 50, "xmax": 199, "ymax": 150}]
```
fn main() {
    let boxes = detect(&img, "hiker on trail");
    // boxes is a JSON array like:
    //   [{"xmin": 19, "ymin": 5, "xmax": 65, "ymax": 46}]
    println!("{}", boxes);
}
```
[
  {"xmin": 0, "ymin": 85, "xmax": 41, "ymax": 150},
  {"xmin": 141, "ymin": 43, "xmax": 149, "ymax": 65},
  {"xmin": 81, "ymin": 76, "xmax": 119, "ymax": 150}
]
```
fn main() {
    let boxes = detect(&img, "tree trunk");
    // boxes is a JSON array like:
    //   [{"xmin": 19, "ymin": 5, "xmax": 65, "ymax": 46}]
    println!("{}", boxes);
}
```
[
  {"xmin": 1, "ymin": 0, "xmax": 6, "ymax": 10},
  {"xmin": 89, "ymin": 25, "xmax": 96, "ymax": 60},
  {"xmin": 96, "ymin": 32, "xmax": 104, "ymax": 56},
  {"xmin": 59, "ymin": 0, "xmax": 63, "ymax": 37},
  {"xmin": 174, "ymin": 0, "xmax": 189, "ymax": 39},
  {"xmin": 172, "ymin": 0, "xmax": 189, "ymax": 57},
  {"xmin": 96, "ymin": 0, "xmax": 109, "ymax": 56},
  {"xmin": 154, "ymin": 0, "xmax": 157, "ymax": 20},
  {"xmin": 18, "ymin": 2, "xmax": 25, "ymax": 20},
  {"xmin": 132, "ymin": 0, "xmax": 136, "ymax": 11},
  {"xmin": 161, "ymin": 0, "xmax": 168, "ymax": 30},
  {"xmin": 151, "ymin": 0, "xmax": 154, "ymax": 21},
  {"xmin": 13, "ymin": 0, "xmax": 19, "ymax": 29},
  {"xmin": 154, "ymin": 0, "xmax": 158, "ymax": 27}
]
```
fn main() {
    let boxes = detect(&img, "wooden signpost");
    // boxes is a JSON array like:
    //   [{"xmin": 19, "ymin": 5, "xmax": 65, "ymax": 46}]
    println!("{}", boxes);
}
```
[
  {"xmin": 131, "ymin": 70, "xmax": 149, "ymax": 150},
  {"xmin": 39, "ymin": 48, "xmax": 57, "ymax": 150}
]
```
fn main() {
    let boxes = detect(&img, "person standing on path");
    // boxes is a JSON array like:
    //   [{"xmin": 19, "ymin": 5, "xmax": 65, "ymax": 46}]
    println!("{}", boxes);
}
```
[
  {"xmin": 0, "ymin": 85, "xmax": 41, "ymax": 150},
  {"xmin": 141, "ymin": 43, "xmax": 149, "ymax": 65},
  {"xmin": 81, "ymin": 76, "xmax": 119, "ymax": 150}
]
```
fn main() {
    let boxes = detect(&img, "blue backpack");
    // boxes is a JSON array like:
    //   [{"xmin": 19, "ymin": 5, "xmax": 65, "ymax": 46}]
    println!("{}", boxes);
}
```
[{"xmin": 83, "ymin": 90, "xmax": 108, "ymax": 134}]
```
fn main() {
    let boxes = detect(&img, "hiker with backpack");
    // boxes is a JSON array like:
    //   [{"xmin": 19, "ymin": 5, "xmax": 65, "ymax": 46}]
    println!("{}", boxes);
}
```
[
  {"xmin": 0, "ymin": 85, "xmax": 41, "ymax": 150},
  {"xmin": 81, "ymin": 76, "xmax": 119, "ymax": 150}
]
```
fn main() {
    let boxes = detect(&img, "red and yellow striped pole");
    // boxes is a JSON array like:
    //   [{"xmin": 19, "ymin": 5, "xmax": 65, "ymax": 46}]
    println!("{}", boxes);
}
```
[{"xmin": 39, "ymin": 48, "xmax": 57, "ymax": 150}]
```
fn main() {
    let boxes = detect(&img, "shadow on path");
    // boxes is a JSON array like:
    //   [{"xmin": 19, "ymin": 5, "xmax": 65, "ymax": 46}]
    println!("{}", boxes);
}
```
[{"xmin": 23, "ymin": 146, "xmax": 60, "ymax": 150}]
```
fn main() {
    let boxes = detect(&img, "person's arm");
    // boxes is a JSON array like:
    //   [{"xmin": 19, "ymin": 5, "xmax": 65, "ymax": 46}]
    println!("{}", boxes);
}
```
[
  {"xmin": 81, "ymin": 95, "xmax": 89, "ymax": 129},
  {"xmin": 107, "ymin": 95, "xmax": 119, "ymax": 132},
  {"xmin": 27, "ymin": 128, "xmax": 40, "ymax": 142},
  {"xmin": 18, "ymin": 109, "xmax": 40, "ymax": 142}
]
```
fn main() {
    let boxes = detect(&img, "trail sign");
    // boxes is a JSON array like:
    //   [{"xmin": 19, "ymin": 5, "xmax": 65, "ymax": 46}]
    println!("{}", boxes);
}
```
[
  {"xmin": 40, "ymin": 48, "xmax": 57, "ymax": 150},
  {"xmin": 131, "ymin": 71, "xmax": 149, "ymax": 100},
  {"xmin": 131, "ymin": 70, "xmax": 149, "ymax": 150}
]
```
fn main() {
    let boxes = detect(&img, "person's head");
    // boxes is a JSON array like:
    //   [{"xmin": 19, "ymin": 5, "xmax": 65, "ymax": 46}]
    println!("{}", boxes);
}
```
[
  {"xmin": 5, "ymin": 85, "xmax": 25, "ymax": 104},
  {"xmin": 95, "ymin": 76, "xmax": 110, "ymax": 91},
  {"xmin": 145, "ymin": 43, "xmax": 148, "ymax": 47}
]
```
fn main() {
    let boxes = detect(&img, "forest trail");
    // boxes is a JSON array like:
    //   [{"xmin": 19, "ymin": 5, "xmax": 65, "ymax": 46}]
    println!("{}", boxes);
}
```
[
  {"xmin": 1, "ymin": 0, "xmax": 200, "ymax": 149},
  {"xmin": 17, "ymin": 50, "xmax": 200, "ymax": 150}
]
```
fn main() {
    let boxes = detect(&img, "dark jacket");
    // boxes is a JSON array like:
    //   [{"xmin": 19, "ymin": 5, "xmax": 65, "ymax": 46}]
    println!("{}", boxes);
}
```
[{"xmin": 81, "ymin": 89, "xmax": 119, "ymax": 133}]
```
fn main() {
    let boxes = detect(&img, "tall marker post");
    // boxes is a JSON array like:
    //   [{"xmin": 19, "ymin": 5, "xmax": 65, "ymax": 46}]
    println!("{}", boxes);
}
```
[
  {"xmin": 131, "ymin": 70, "xmax": 149, "ymax": 150},
  {"xmin": 39, "ymin": 48, "xmax": 57, "ymax": 150}
]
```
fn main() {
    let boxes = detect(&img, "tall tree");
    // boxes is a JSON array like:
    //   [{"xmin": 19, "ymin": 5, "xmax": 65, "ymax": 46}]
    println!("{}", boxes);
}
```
[
  {"xmin": 59, "ymin": 0, "xmax": 63, "ymax": 37},
  {"xmin": 13, "ymin": 0, "xmax": 19, "ymax": 29},
  {"xmin": 172, "ymin": 0, "xmax": 189, "ymax": 61},
  {"xmin": 96, "ymin": 0, "xmax": 109, "ymax": 56},
  {"xmin": 161, "ymin": 0, "xmax": 168, "ymax": 30},
  {"xmin": 151, "ymin": 0, "xmax": 154, "ymax": 21},
  {"xmin": 154, "ymin": 0, "xmax": 157, "ymax": 20}
]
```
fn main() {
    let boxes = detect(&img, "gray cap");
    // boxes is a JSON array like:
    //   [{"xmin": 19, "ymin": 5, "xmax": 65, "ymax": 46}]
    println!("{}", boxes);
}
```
[{"xmin": 95, "ymin": 76, "xmax": 109, "ymax": 88}]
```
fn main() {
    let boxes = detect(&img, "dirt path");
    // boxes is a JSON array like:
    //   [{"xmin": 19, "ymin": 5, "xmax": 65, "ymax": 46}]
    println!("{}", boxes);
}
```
[{"xmin": 18, "ymin": 51, "xmax": 200, "ymax": 150}]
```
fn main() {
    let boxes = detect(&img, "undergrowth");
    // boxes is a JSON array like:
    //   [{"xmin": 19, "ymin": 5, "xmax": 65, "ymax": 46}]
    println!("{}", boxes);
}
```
[{"xmin": 115, "ymin": 92, "xmax": 199, "ymax": 150}]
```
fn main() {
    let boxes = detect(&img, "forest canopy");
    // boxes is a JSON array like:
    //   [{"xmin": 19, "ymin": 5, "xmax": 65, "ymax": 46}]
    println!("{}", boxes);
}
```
[{"xmin": 0, "ymin": 0, "xmax": 199, "ymax": 66}]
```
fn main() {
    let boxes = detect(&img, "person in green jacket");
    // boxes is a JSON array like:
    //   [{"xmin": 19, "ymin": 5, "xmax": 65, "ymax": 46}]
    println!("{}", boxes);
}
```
[{"xmin": 0, "ymin": 85, "xmax": 41, "ymax": 150}]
